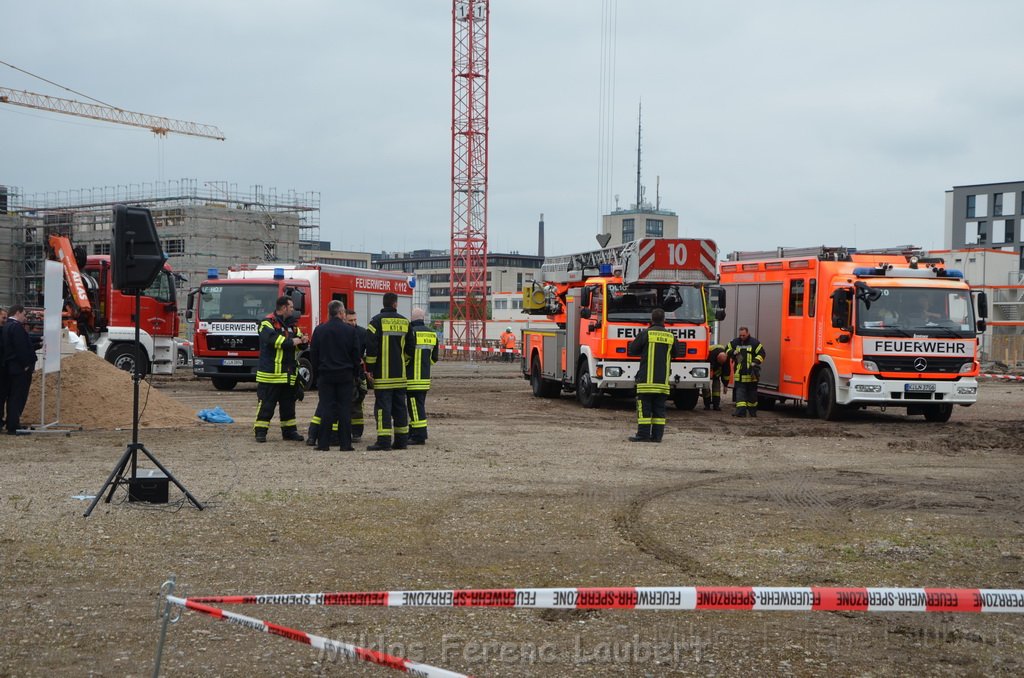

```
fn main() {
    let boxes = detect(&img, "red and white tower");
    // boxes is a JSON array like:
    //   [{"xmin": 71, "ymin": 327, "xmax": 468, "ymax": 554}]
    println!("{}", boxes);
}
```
[{"xmin": 449, "ymin": 0, "xmax": 489, "ymax": 349}]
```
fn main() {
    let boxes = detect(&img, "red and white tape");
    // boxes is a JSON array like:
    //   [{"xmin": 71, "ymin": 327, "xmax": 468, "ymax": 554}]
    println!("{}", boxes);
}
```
[
  {"xmin": 166, "ymin": 595, "xmax": 469, "ymax": 678},
  {"xmin": 981, "ymin": 373, "xmax": 1024, "ymax": 381},
  {"xmin": 186, "ymin": 586, "xmax": 1024, "ymax": 614}
]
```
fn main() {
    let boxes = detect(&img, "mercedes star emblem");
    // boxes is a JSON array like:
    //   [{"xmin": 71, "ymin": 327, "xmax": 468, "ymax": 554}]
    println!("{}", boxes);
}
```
[{"xmin": 913, "ymin": 357, "xmax": 928, "ymax": 372}]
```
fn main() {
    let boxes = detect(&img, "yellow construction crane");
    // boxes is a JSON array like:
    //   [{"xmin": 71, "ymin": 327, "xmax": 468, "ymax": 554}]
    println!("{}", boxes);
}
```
[{"xmin": 0, "ymin": 86, "xmax": 225, "ymax": 140}]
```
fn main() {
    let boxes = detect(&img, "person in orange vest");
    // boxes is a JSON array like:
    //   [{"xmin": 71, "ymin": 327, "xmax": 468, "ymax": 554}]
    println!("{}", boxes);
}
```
[{"xmin": 499, "ymin": 327, "xmax": 516, "ymax": 362}]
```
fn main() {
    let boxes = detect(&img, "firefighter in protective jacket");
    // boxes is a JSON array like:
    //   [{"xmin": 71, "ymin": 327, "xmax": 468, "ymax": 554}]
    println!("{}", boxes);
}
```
[
  {"xmin": 253, "ymin": 296, "xmax": 305, "ymax": 442},
  {"xmin": 405, "ymin": 307, "xmax": 438, "ymax": 445},
  {"xmin": 701, "ymin": 344, "xmax": 731, "ymax": 411},
  {"xmin": 626, "ymin": 307, "xmax": 683, "ymax": 443},
  {"xmin": 726, "ymin": 326, "xmax": 766, "ymax": 418},
  {"xmin": 365, "ymin": 292, "xmax": 410, "ymax": 450}
]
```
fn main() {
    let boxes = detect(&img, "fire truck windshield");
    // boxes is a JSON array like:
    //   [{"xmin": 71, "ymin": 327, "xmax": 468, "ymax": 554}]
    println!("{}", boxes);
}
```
[
  {"xmin": 199, "ymin": 283, "xmax": 280, "ymax": 322},
  {"xmin": 856, "ymin": 286, "xmax": 975, "ymax": 337},
  {"xmin": 605, "ymin": 284, "xmax": 705, "ymax": 323}
]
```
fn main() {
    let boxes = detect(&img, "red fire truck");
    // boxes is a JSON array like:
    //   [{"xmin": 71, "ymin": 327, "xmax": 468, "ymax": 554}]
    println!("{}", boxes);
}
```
[
  {"xmin": 522, "ymin": 238, "xmax": 724, "ymax": 409},
  {"xmin": 187, "ymin": 264, "xmax": 413, "ymax": 390},
  {"xmin": 48, "ymin": 234, "xmax": 180, "ymax": 376}
]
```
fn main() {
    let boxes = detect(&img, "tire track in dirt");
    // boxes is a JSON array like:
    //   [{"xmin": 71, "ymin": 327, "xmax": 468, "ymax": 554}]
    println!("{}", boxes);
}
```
[{"xmin": 614, "ymin": 473, "xmax": 744, "ymax": 583}]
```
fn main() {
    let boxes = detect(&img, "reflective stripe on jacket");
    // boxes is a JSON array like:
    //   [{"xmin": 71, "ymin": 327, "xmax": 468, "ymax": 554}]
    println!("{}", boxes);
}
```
[
  {"xmin": 256, "ymin": 314, "xmax": 302, "ymax": 385},
  {"xmin": 726, "ymin": 336, "xmax": 765, "ymax": 383},
  {"xmin": 366, "ymin": 307, "xmax": 409, "ymax": 389},
  {"xmin": 405, "ymin": 319, "xmax": 439, "ymax": 391},
  {"xmin": 627, "ymin": 324, "xmax": 682, "ymax": 395}
]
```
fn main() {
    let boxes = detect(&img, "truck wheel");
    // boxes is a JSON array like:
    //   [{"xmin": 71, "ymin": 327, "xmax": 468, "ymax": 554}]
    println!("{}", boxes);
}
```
[
  {"xmin": 576, "ymin": 362, "xmax": 601, "ymax": 408},
  {"xmin": 211, "ymin": 377, "xmax": 237, "ymax": 391},
  {"xmin": 673, "ymin": 390, "xmax": 699, "ymax": 410},
  {"xmin": 813, "ymin": 369, "xmax": 841, "ymax": 421},
  {"xmin": 923, "ymin": 403, "xmax": 953, "ymax": 422},
  {"xmin": 107, "ymin": 343, "xmax": 149, "ymax": 378},
  {"xmin": 177, "ymin": 349, "xmax": 190, "ymax": 367},
  {"xmin": 531, "ymin": 356, "xmax": 559, "ymax": 398}
]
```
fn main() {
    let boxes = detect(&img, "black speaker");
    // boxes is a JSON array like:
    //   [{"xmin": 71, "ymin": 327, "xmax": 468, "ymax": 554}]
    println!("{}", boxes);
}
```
[{"xmin": 111, "ymin": 205, "xmax": 167, "ymax": 292}]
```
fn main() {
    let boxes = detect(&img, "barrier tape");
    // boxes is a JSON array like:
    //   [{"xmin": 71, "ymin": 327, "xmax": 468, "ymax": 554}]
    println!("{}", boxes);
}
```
[
  {"xmin": 981, "ymin": 373, "xmax": 1024, "ymax": 381},
  {"xmin": 186, "ymin": 586, "xmax": 1024, "ymax": 614},
  {"xmin": 166, "ymin": 595, "xmax": 470, "ymax": 678}
]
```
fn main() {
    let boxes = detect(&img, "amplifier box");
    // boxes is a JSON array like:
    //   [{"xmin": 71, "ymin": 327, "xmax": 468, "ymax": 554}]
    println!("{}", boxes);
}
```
[{"xmin": 128, "ymin": 468, "xmax": 169, "ymax": 504}]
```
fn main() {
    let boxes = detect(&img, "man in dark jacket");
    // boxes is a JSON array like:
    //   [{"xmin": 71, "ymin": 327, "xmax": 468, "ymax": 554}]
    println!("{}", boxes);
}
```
[
  {"xmin": 308, "ymin": 300, "xmax": 361, "ymax": 451},
  {"xmin": 3, "ymin": 305, "xmax": 37, "ymax": 435},
  {"xmin": 726, "ymin": 326, "xmax": 766, "ymax": 418},
  {"xmin": 404, "ymin": 307, "xmax": 438, "ymax": 445},
  {"xmin": 253, "ymin": 296, "xmax": 305, "ymax": 442},
  {"xmin": 346, "ymin": 307, "xmax": 370, "ymax": 441},
  {"xmin": 627, "ymin": 308, "xmax": 683, "ymax": 443},
  {"xmin": 365, "ymin": 292, "xmax": 409, "ymax": 451}
]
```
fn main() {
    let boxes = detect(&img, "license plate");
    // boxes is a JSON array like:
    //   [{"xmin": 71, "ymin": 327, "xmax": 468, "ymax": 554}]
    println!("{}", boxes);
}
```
[
  {"xmin": 222, "ymin": 359, "xmax": 243, "ymax": 366},
  {"xmin": 905, "ymin": 383, "xmax": 935, "ymax": 392}
]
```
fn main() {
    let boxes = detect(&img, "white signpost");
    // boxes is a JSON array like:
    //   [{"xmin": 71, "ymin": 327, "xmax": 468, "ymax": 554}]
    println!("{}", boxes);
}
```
[{"xmin": 29, "ymin": 260, "xmax": 78, "ymax": 434}]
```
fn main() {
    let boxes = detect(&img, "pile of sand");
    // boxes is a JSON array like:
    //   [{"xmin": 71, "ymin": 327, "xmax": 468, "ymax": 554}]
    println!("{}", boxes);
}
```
[{"xmin": 22, "ymin": 350, "xmax": 200, "ymax": 430}]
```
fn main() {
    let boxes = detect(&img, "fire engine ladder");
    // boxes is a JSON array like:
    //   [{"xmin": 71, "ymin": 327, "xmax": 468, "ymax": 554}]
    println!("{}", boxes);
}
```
[{"xmin": 540, "ymin": 241, "xmax": 639, "ymax": 283}]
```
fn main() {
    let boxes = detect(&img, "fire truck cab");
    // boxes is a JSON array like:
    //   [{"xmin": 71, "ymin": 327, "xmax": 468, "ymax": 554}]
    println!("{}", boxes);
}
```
[
  {"xmin": 188, "ymin": 264, "xmax": 412, "ymax": 391},
  {"xmin": 719, "ymin": 246, "xmax": 987, "ymax": 422},
  {"xmin": 522, "ymin": 238, "xmax": 723, "ymax": 409}
]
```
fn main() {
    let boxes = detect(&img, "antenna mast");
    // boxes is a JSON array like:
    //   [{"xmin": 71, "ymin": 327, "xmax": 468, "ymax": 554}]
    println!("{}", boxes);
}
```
[{"xmin": 634, "ymin": 101, "xmax": 642, "ymax": 208}]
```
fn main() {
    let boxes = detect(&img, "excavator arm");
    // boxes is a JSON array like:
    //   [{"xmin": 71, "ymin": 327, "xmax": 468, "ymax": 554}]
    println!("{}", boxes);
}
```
[{"xmin": 47, "ymin": 234, "xmax": 96, "ymax": 336}]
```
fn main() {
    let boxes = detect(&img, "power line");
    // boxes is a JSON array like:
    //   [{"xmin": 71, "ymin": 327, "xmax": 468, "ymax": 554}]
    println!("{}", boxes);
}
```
[{"xmin": 0, "ymin": 57, "xmax": 120, "ymax": 109}]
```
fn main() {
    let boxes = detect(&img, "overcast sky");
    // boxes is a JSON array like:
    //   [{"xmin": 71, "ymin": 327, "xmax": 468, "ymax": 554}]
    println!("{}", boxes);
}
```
[{"xmin": 4, "ymin": 1, "xmax": 1024, "ymax": 260}]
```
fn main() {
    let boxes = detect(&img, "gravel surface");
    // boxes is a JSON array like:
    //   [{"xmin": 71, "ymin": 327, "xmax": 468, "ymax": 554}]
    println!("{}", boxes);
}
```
[{"xmin": 1, "ymin": 361, "xmax": 1022, "ymax": 676}]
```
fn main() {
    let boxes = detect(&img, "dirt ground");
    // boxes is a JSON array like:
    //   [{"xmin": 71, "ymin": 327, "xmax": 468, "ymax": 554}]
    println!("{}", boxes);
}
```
[{"xmin": 1, "ymin": 361, "xmax": 1023, "ymax": 677}]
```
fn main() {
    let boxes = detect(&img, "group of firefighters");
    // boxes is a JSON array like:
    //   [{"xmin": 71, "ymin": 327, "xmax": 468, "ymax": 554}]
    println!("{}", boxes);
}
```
[
  {"xmin": 253, "ymin": 292, "xmax": 438, "ymax": 451},
  {"xmin": 252, "ymin": 301, "xmax": 761, "ymax": 448},
  {"xmin": 627, "ymin": 309, "xmax": 765, "ymax": 443}
]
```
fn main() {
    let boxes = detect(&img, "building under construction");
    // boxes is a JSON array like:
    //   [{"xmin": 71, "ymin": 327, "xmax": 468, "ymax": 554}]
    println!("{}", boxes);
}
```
[{"xmin": 0, "ymin": 179, "xmax": 319, "ymax": 319}]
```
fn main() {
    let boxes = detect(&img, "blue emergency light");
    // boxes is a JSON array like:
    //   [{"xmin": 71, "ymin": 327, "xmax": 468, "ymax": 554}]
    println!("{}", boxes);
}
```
[
  {"xmin": 599, "ymin": 263, "xmax": 613, "ymax": 275},
  {"xmin": 207, "ymin": 268, "xmax": 219, "ymax": 279},
  {"xmin": 273, "ymin": 268, "xmax": 285, "ymax": 280}
]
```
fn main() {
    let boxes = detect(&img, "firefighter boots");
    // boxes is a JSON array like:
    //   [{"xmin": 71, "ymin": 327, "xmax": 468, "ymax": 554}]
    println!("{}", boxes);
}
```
[
  {"xmin": 650, "ymin": 424, "xmax": 664, "ymax": 443},
  {"xmin": 629, "ymin": 426, "xmax": 651, "ymax": 442},
  {"xmin": 712, "ymin": 396, "xmax": 722, "ymax": 411},
  {"xmin": 255, "ymin": 431, "xmax": 267, "ymax": 443},
  {"xmin": 367, "ymin": 438, "xmax": 392, "ymax": 451},
  {"xmin": 282, "ymin": 429, "xmax": 304, "ymax": 442}
]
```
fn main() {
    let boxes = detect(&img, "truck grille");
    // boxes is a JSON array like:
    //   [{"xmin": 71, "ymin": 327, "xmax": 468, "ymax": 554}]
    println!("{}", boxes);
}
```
[
  {"xmin": 868, "ymin": 356, "xmax": 968, "ymax": 374},
  {"xmin": 205, "ymin": 335, "xmax": 260, "ymax": 352}
]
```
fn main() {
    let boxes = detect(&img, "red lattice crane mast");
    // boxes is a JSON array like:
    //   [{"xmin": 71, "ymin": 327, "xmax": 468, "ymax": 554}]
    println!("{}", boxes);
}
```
[{"xmin": 449, "ymin": 0, "xmax": 489, "ymax": 349}]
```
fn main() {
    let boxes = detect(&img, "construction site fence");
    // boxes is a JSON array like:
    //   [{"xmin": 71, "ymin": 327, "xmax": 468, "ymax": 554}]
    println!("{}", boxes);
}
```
[
  {"xmin": 987, "ymin": 332, "xmax": 1024, "ymax": 370},
  {"xmin": 440, "ymin": 341, "xmax": 520, "ymax": 362}
]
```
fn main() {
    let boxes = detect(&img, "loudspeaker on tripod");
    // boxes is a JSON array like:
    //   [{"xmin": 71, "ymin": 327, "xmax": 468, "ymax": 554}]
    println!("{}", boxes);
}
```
[{"xmin": 111, "ymin": 205, "xmax": 167, "ymax": 292}]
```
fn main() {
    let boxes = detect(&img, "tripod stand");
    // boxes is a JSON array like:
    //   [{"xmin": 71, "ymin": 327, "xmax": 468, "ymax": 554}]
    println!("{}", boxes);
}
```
[{"xmin": 84, "ymin": 291, "xmax": 203, "ymax": 517}]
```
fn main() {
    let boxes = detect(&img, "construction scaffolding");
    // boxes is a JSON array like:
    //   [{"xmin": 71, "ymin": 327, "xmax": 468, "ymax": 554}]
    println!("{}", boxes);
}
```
[{"xmin": 0, "ymin": 179, "xmax": 320, "ymax": 309}]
